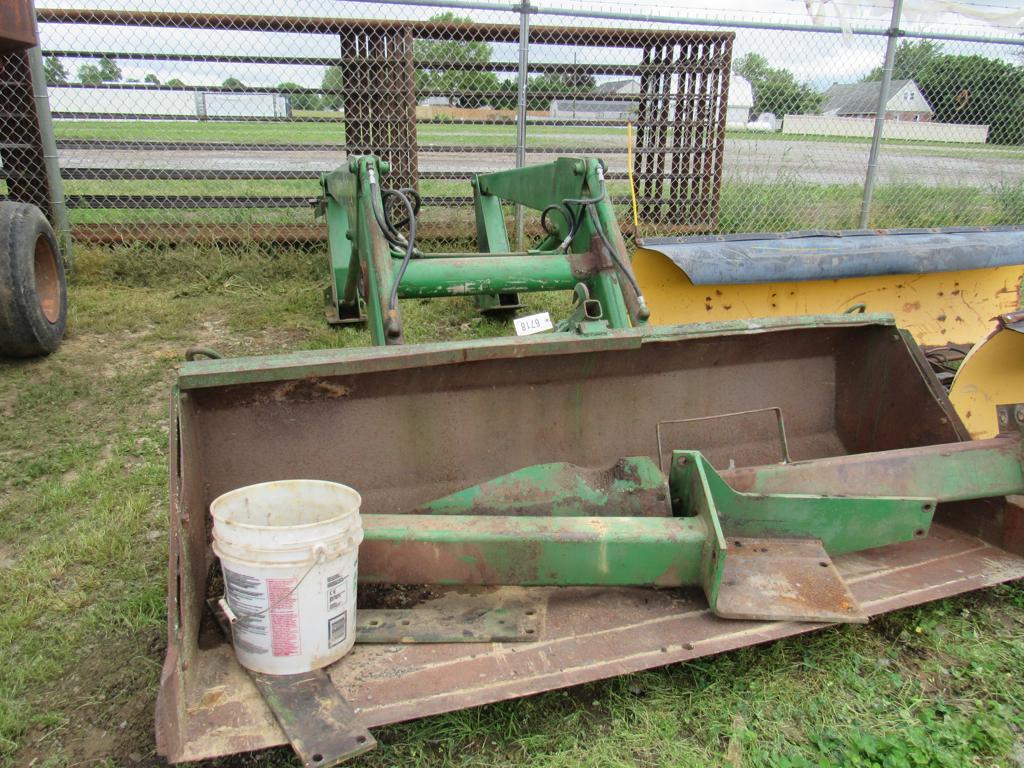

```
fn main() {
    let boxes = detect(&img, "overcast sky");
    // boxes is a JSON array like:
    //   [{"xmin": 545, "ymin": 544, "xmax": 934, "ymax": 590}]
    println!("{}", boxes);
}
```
[{"xmin": 35, "ymin": 0, "xmax": 1024, "ymax": 90}]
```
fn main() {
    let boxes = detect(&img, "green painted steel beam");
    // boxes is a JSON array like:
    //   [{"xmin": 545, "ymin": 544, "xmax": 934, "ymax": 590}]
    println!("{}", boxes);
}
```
[
  {"xmin": 670, "ymin": 451, "xmax": 936, "ymax": 556},
  {"xmin": 355, "ymin": 447, "xmax": 945, "ymax": 623},
  {"xmin": 359, "ymin": 514, "xmax": 707, "ymax": 587},
  {"xmin": 319, "ymin": 155, "xmax": 648, "ymax": 342},
  {"xmin": 721, "ymin": 437, "xmax": 1024, "ymax": 503},
  {"xmin": 396, "ymin": 254, "xmax": 581, "ymax": 298}
]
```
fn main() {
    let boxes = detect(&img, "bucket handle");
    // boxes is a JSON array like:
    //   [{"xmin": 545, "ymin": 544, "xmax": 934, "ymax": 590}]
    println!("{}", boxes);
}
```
[
  {"xmin": 655, "ymin": 406, "xmax": 792, "ymax": 471},
  {"xmin": 219, "ymin": 544, "xmax": 328, "ymax": 627}
]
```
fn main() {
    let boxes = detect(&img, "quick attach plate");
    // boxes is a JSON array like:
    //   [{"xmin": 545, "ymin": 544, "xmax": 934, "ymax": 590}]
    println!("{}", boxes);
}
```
[{"xmin": 715, "ymin": 537, "xmax": 866, "ymax": 623}]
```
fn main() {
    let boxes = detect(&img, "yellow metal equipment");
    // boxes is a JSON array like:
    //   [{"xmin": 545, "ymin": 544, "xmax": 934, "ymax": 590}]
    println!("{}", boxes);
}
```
[
  {"xmin": 949, "ymin": 311, "xmax": 1024, "ymax": 439},
  {"xmin": 633, "ymin": 230, "xmax": 1023, "ymax": 348}
]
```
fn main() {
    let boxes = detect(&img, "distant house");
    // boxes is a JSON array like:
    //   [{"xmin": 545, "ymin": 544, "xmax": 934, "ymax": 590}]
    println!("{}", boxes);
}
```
[
  {"xmin": 727, "ymin": 75, "xmax": 754, "ymax": 127},
  {"xmin": 550, "ymin": 75, "xmax": 755, "ymax": 124},
  {"xmin": 821, "ymin": 79, "xmax": 932, "ymax": 122},
  {"xmin": 550, "ymin": 78, "xmax": 639, "ymax": 121}
]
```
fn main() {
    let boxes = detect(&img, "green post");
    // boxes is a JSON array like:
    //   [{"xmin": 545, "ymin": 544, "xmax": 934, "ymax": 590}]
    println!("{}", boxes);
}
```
[{"xmin": 472, "ymin": 175, "xmax": 524, "ymax": 315}]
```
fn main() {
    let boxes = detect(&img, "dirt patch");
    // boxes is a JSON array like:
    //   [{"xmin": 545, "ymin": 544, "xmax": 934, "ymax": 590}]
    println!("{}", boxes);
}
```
[
  {"xmin": 358, "ymin": 583, "xmax": 441, "ymax": 609},
  {"xmin": 16, "ymin": 633, "xmax": 166, "ymax": 768}
]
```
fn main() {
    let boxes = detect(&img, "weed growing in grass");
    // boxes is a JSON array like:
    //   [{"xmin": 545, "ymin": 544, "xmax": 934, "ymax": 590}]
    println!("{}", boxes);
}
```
[
  {"xmin": 993, "ymin": 180, "xmax": 1024, "ymax": 225},
  {"xmin": 871, "ymin": 184, "xmax": 994, "ymax": 229}
]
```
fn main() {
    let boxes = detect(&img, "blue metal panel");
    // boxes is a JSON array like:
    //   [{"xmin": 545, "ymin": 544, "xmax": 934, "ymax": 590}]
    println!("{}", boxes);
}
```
[{"xmin": 642, "ymin": 227, "xmax": 1024, "ymax": 285}]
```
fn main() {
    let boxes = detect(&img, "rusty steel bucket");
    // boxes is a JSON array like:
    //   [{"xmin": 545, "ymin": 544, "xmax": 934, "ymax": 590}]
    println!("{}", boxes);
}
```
[{"xmin": 156, "ymin": 314, "xmax": 1024, "ymax": 764}]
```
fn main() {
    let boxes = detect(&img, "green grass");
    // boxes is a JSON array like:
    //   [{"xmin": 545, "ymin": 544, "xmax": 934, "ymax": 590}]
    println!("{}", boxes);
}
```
[
  {"xmin": 59, "ymin": 179, "xmax": 1024, "ymax": 237},
  {"xmin": 47, "ymin": 116, "xmax": 1024, "ymax": 238},
  {"xmin": 3, "ymin": 243, "xmax": 1024, "ymax": 767},
  {"xmin": 53, "ymin": 118, "xmax": 1024, "ymax": 156},
  {"xmin": 52, "ymin": 119, "xmax": 625, "ymax": 148}
]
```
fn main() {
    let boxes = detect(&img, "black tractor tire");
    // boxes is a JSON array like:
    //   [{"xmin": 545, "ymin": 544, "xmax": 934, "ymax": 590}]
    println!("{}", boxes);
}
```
[{"xmin": 0, "ymin": 201, "xmax": 67, "ymax": 357}]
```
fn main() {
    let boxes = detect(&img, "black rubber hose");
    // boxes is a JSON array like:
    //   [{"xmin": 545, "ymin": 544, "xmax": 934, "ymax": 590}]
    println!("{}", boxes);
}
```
[
  {"xmin": 368, "ymin": 174, "xmax": 419, "ymax": 314},
  {"xmin": 562, "ymin": 180, "xmax": 648, "ymax": 318},
  {"xmin": 540, "ymin": 202, "xmax": 576, "ymax": 250},
  {"xmin": 584, "ymin": 202, "xmax": 646, "ymax": 305},
  {"xmin": 385, "ymin": 188, "xmax": 421, "ymax": 230},
  {"xmin": 384, "ymin": 190, "xmax": 417, "ymax": 313},
  {"xmin": 369, "ymin": 181, "xmax": 404, "ymax": 248}
]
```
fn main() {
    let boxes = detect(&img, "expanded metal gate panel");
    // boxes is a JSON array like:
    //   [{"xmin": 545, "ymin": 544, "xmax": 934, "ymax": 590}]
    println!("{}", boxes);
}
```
[{"xmin": 632, "ymin": 32, "xmax": 731, "ymax": 230}]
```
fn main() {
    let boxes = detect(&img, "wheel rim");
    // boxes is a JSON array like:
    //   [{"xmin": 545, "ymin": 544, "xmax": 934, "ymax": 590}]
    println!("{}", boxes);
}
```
[{"xmin": 34, "ymin": 235, "xmax": 61, "ymax": 324}]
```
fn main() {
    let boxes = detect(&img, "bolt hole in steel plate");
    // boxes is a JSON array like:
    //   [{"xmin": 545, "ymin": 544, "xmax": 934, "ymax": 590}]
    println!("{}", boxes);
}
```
[
  {"xmin": 354, "ymin": 606, "xmax": 540, "ymax": 643},
  {"xmin": 716, "ymin": 537, "xmax": 867, "ymax": 623},
  {"xmin": 34, "ymin": 235, "xmax": 61, "ymax": 323}
]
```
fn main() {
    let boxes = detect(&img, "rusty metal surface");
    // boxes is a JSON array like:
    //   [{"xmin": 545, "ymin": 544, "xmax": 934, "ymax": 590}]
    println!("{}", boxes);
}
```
[
  {"xmin": 356, "ymin": 606, "xmax": 541, "ymax": 643},
  {"xmin": 158, "ymin": 320, "xmax": 996, "ymax": 763},
  {"xmin": 715, "ymin": 537, "xmax": 866, "ymax": 623},
  {"xmin": 633, "ymin": 33, "xmax": 731, "ymax": 229},
  {"xmin": 250, "ymin": 670, "xmax": 375, "ymax": 768},
  {"xmin": 165, "ymin": 523, "xmax": 1024, "ymax": 763},
  {"xmin": 208, "ymin": 596, "xmax": 539, "ymax": 644},
  {"xmin": 723, "ymin": 435, "xmax": 1023, "ymax": 500},
  {"xmin": 0, "ymin": 0, "xmax": 37, "ymax": 52}
]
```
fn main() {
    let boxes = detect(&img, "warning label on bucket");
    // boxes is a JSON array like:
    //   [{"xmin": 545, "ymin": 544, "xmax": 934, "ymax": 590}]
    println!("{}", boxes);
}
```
[
  {"xmin": 268, "ymin": 578, "xmax": 301, "ymax": 657},
  {"xmin": 223, "ymin": 569, "xmax": 269, "ymax": 655},
  {"xmin": 326, "ymin": 571, "xmax": 347, "ymax": 613}
]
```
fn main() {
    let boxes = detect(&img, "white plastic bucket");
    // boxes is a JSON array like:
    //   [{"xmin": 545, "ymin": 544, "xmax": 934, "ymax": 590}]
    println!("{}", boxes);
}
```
[{"xmin": 210, "ymin": 479, "xmax": 363, "ymax": 676}]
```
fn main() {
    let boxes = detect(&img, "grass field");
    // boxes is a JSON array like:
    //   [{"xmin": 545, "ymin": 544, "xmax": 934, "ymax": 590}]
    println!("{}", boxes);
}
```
[
  {"xmin": 55, "ymin": 179, "xmax": 1024, "ymax": 238},
  {"xmin": 44, "ymin": 116, "xmax": 1024, "ymax": 237},
  {"xmin": 3, "ymin": 244, "xmax": 1024, "ymax": 767},
  {"xmin": 54, "ymin": 117, "xmax": 1024, "ymax": 158}
]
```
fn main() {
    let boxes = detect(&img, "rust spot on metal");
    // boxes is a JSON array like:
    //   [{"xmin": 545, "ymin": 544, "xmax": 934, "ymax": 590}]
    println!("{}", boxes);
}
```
[
  {"xmin": 199, "ymin": 688, "xmax": 227, "ymax": 709},
  {"xmin": 272, "ymin": 377, "xmax": 352, "ymax": 402},
  {"xmin": 567, "ymin": 245, "xmax": 610, "ymax": 278},
  {"xmin": 903, "ymin": 301, "xmax": 921, "ymax": 312}
]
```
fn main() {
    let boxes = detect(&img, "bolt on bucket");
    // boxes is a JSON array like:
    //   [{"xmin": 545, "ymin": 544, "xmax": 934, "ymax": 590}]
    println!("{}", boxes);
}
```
[{"xmin": 211, "ymin": 479, "xmax": 363, "ymax": 675}]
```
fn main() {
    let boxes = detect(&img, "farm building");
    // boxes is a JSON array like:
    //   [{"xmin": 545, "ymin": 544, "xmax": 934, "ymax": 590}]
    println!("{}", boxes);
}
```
[
  {"xmin": 47, "ymin": 86, "xmax": 291, "ymax": 119},
  {"xmin": 550, "ymin": 75, "xmax": 754, "ymax": 124},
  {"xmin": 726, "ymin": 75, "xmax": 753, "ymax": 126},
  {"xmin": 549, "ymin": 79, "xmax": 639, "ymax": 121},
  {"xmin": 821, "ymin": 79, "xmax": 932, "ymax": 122}
]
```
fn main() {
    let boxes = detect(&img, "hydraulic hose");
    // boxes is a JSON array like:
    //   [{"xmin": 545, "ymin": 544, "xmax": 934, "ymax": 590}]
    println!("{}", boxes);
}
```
[
  {"xmin": 562, "ymin": 169, "xmax": 649, "ymax": 321},
  {"xmin": 367, "ymin": 167, "xmax": 418, "ymax": 316}
]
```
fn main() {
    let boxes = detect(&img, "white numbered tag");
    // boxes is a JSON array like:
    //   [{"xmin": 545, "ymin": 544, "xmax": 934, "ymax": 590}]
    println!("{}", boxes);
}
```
[{"xmin": 513, "ymin": 312, "xmax": 554, "ymax": 336}]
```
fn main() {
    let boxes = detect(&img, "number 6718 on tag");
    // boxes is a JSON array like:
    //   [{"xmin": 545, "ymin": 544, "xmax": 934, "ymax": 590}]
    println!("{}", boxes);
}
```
[{"xmin": 513, "ymin": 312, "xmax": 554, "ymax": 336}]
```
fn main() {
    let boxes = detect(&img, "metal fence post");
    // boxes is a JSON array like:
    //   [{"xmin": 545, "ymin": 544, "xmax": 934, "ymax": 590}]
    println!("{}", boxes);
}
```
[
  {"xmin": 514, "ymin": 0, "xmax": 530, "ymax": 249},
  {"xmin": 858, "ymin": 0, "xmax": 904, "ymax": 230}
]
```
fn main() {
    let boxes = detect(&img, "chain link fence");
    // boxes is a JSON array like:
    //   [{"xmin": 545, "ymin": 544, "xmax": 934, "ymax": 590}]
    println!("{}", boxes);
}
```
[{"xmin": 6, "ymin": 0, "xmax": 1024, "ymax": 251}]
